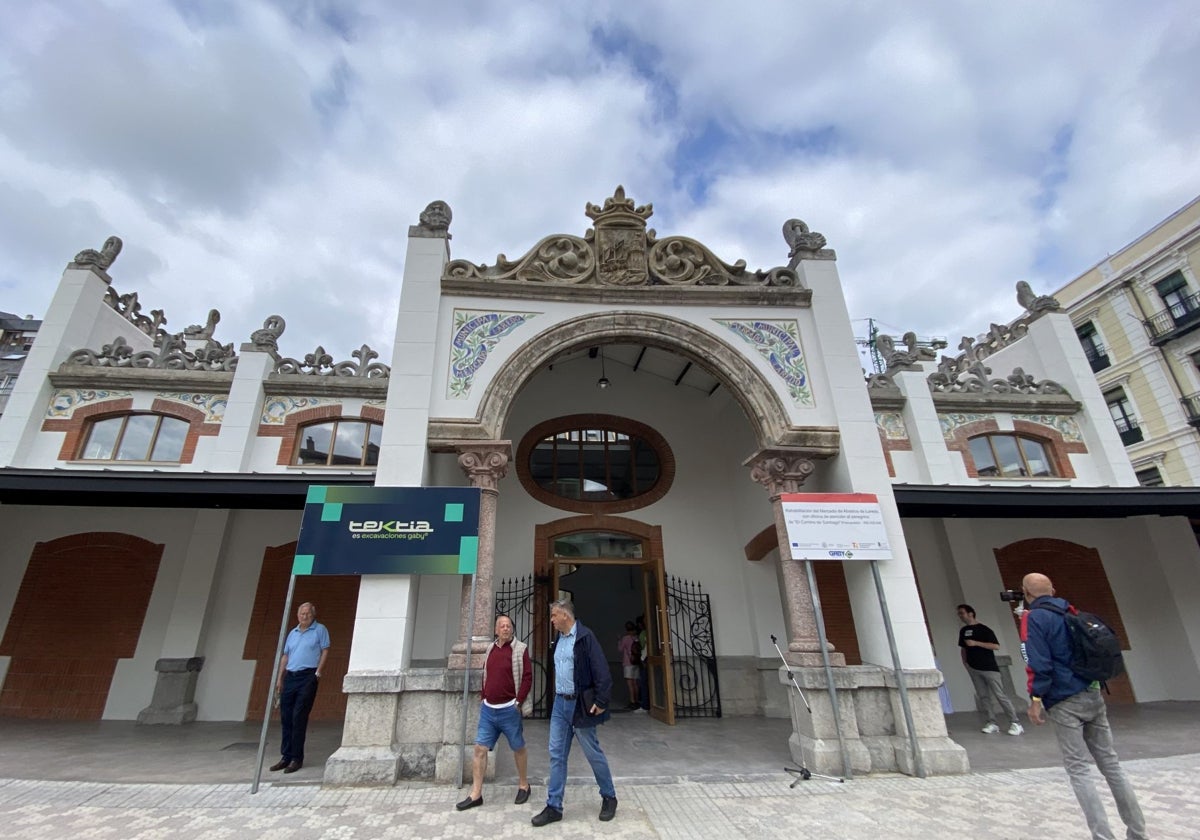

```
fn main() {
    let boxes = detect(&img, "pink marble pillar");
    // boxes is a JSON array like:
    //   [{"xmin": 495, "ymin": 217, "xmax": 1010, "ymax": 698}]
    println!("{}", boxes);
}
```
[
  {"xmin": 447, "ymin": 442, "xmax": 510, "ymax": 671},
  {"xmin": 746, "ymin": 449, "xmax": 846, "ymax": 667}
]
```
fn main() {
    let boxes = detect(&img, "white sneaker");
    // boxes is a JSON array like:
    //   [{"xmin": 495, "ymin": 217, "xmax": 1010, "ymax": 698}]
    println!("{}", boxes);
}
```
[
  {"xmin": 1007, "ymin": 722, "xmax": 1024, "ymax": 736},
  {"xmin": 981, "ymin": 722, "xmax": 1000, "ymax": 734}
]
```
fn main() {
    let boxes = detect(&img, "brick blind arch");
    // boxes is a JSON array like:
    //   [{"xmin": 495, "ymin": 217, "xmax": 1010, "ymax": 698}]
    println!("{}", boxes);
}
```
[
  {"xmin": 0, "ymin": 532, "xmax": 163, "ymax": 719},
  {"xmin": 243, "ymin": 542, "xmax": 360, "ymax": 721},
  {"xmin": 994, "ymin": 537, "xmax": 1134, "ymax": 704}
]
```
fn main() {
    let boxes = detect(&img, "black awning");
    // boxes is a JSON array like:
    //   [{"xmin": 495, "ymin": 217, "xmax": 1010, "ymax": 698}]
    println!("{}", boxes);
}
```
[
  {"xmin": 0, "ymin": 468, "xmax": 374, "ymax": 510},
  {"xmin": 893, "ymin": 483, "xmax": 1200, "ymax": 519}
]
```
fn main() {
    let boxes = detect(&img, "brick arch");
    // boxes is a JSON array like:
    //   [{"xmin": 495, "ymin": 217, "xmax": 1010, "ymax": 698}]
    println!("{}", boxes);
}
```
[
  {"xmin": 944, "ymin": 418, "xmax": 1081, "ymax": 479},
  {"xmin": 533, "ymin": 514, "xmax": 663, "ymax": 578},
  {"xmin": 994, "ymin": 537, "xmax": 1134, "ymax": 703},
  {"xmin": 258, "ymin": 404, "xmax": 384, "ymax": 466},
  {"xmin": 242, "ymin": 542, "xmax": 360, "ymax": 721},
  {"xmin": 42, "ymin": 398, "xmax": 218, "ymax": 463},
  {"xmin": 744, "ymin": 526, "xmax": 861, "ymax": 665},
  {"xmin": 0, "ymin": 532, "xmax": 163, "ymax": 719}
]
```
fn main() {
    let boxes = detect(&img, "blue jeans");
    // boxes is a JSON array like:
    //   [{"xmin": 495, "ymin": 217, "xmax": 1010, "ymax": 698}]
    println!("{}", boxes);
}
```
[
  {"xmin": 546, "ymin": 694, "xmax": 615, "ymax": 811},
  {"xmin": 1048, "ymin": 688, "xmax": 1147, "ymax": 840},
  {"xmin": 475, "ymin": 702, "xmax": 525, "ymax": 750}
]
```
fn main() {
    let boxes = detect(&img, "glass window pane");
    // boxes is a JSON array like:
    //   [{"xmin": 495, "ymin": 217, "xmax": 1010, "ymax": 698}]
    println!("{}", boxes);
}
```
[
  {"xmin": 365, "ymin": 423, "xmax": 381, "ymax": 466},
  {"xmin": 82, "ymin": 417, "xmax": 123, "ymax": 459},
  {"xmin": 553, "ymin": 531, "xmax": 643, "ymax": 558},
  {"xmin": 115, "ymin": 415, "xmax": 158, "ymax": 460},
  {"xmin": 968, "ymin": 437, "xmax": 998, "ymax": 477},
  {"xmin": 991, "ymin": 435, "xmax": 1024, "ymax": 476},
  {"xmin": 297, "ymin": 423, "xmax": 334, "ymax": 465},
  {"xmin": 150, "ymin": 417, "xmax": 187, "ymax": 461},
  {"xmin": 331, "ymin": 421, "xmax": 367, "ymax": 465},
  {"xmin": 1019, "ymin": 438, "xmax": 1052, "ymax": 477}
]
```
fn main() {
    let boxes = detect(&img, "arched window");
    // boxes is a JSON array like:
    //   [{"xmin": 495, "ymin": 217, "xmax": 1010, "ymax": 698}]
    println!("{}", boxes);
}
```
[
  {"xmin": 517, "ymin": 414, "xmax": 674, "ymax": 513},
  {"xmin": 968, "ymin": 433, "xmax": 1056, "ymax": 478},
  {"xmin": 79, "ymin": 413, "xmax": 189, "ymax": 462},
  {"xmin": 294, "ymin": 419, "xmax": 382, "ymax": 467}
]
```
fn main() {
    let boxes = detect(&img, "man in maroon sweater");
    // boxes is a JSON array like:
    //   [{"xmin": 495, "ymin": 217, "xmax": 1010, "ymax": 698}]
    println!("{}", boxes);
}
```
[{"xmin": 456, "ymin": 614, "xmax": 534, "ymax": 810}]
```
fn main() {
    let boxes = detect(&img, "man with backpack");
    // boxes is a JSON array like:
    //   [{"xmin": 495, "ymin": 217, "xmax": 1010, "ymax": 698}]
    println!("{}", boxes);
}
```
[{"xmin": 1020, "ymin": 573, "xmax": 1148, "ymax": 840}]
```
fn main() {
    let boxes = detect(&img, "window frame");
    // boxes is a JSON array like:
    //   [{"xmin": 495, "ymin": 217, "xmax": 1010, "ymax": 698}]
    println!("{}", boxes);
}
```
[
  {"xmin": 77, "ymin": 412, "xmax": 190, "ymax": 463},
  {"xmin": 967, "ymin": 432, "xmax": 1059, "ymax": 479},
  {"xmin": 292, "ymin": 418, "xmax": 382, "ymax": 468}
]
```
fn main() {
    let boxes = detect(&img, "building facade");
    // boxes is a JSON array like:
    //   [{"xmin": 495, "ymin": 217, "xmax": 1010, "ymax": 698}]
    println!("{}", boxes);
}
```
[
  {"xmin": 0, "ymin": 311, "xmax": 41, "ymax": 418},
  {"xmin": 1055, "ymin": 195, "xmax": 1200, "ymax": 486},
  {"xmin": 2, "ymin": 191, "xmax": 1199, "ymax": 785}
]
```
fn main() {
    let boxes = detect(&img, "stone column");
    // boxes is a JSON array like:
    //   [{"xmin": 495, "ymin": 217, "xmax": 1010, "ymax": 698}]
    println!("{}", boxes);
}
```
[
  {"xmin": 447, "ymin": 441, "xmax": 510, "ymax": 670},
  {"xmin": 745, "ymin": 449, "xmax": 845, "ymax": 667}
]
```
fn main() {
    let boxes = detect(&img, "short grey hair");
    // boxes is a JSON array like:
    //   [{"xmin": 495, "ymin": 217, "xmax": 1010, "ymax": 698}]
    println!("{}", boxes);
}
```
[{"xmin": 549, "ymin": 597, "xmax": 574, "ymax": 617}]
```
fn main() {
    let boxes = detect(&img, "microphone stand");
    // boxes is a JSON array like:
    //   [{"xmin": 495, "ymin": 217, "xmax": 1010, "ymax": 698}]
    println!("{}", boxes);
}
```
[{"xmin": 771, "ymin": 634, "xmax": 845, "ymax": 786}]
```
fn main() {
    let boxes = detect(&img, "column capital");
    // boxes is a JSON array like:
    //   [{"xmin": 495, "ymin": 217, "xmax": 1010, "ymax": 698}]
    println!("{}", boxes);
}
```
[
  {"xmin": 744, "ymin": 448, "xmax": 817, "ymax": 498},
  {"xmin": 455, "ymin": 441, "xmax": 512, "ymax": 491}
]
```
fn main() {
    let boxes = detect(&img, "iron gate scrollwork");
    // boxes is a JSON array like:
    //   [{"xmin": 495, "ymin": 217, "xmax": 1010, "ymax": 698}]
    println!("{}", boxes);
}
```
[
  {"xmin": 495, "ymin": 572, "xmax": 722, "ymax": 720},
  {"xmin": 666, "ymin": 575, "xmax": 721, "ymax": 718}
]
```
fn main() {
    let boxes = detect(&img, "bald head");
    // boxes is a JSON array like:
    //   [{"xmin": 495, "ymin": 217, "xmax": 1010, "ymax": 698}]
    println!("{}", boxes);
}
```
[{"xmin": 1022, "ymin": 573, "xmax": 1054, "ymax": 599}]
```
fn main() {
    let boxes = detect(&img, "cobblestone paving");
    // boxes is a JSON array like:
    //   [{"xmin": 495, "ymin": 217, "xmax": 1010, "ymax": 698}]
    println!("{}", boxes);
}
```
[{"xmin": 1, "ymin": 754, "xmax": 1196, "ymax": 839}]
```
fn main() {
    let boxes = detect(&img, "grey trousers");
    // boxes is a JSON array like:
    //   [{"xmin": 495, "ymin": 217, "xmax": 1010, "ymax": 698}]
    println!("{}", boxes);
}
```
[
  {"xmin": 967, "ymin": 667, "xmax": 1019, "ymax": 724},
  {"xmin": 1048, "ymin": 688, "xmax": 1148, "ymax": 840}
]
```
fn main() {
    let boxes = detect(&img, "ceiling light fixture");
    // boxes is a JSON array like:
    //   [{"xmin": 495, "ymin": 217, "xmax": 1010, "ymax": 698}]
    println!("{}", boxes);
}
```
[{"xmin": 597, "ymin": 347, "xmax": 610, "ymax": 389}]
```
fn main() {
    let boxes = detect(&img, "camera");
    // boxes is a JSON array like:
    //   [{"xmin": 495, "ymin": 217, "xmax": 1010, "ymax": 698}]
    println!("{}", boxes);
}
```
[{"xmin": 999, "ymin": 589, "xmax": 1024, "ymax": 603}]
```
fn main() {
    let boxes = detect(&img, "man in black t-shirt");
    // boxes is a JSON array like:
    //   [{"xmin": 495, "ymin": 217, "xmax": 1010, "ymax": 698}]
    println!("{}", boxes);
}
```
[{"xmin": 957, "ymin": 604, "xmax": 1024, "ymax": 735}]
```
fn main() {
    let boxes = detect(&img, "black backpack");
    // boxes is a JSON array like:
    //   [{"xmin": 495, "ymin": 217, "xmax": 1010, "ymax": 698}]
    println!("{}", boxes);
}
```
[{"xmin": 1033, "ymin": 601, "xmax": 1125, "ymax": 682}]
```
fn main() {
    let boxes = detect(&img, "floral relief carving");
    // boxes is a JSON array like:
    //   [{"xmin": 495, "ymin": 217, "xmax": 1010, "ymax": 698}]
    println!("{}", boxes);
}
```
[
  {"xmin": 261, "ymin": 396, "xmax": 327, "ymax": 425},
  {"xmin": 448, "ymin": 310, "xmax": 539, "ymax": 399},
  {"xmin": 715, "ymin": 319, "xmax": 814, "ymax": 407},
  {"xmin": 155, "ymin": 393, "xmax": 227, "ymax": 423},
  {"xmin": 875, "ymin": 412, "xmax": 909, "ymax": 441},
  {"xmin": 1014, "ymin": 414, "xmax": 1084, "ymax": 443},
  {"xmin": 938, "ymin": 412, "xmax": 990, "ymax": 440},
  {"xmin": 275, "ymin": 344, "xmax": 389, "ymax": 378},
  {"xmin": 46, "ymin": 389, "xmax": 133, "ymax": 419}
]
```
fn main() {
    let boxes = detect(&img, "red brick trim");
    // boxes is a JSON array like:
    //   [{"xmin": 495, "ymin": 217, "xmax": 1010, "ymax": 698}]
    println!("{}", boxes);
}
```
[
  {"xmin": 258, "ymin": 404, "xmax": 381, "ymax": 466},
  {"xmin": 42, "ymin": 399, "xmax": 211, "ymax": 464},
  {"xmin": 943, "ymin": 418, "xmax": 1077, "ymax": 479},
  {"xmin": 744, "ymin": 525, "xmax": 778, "ymax": 563},
  {"xmin": 516, "ymin": 414, "xmax": 675, "ymax": 515}
]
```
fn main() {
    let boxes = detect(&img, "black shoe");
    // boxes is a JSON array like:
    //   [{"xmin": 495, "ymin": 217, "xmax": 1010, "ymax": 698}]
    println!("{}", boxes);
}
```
[
  {"xmin": 455, "ymin": 795, "xmax": 483, "ymax": 811},
  {"xmin": 599, "ymin": 795, "xmax": 617, "ymax": 821},
  {"xmin": 531, "ymin": 806, "xmax": 562, "ymax": 827},
  {"xmin": 283, "ymin": 761, "xmax": 302, "ymax": 774},
  {"xmin": 514, "ymin": 786, "xmax": 531, "ymax": 805},
  {"xmin": 269, "ymin": 759, "xmax": 289, "ymax": 772}
]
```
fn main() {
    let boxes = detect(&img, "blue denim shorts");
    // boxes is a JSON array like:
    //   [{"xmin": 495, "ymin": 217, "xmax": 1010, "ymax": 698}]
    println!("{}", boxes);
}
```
[{"xmin": 475, "ymin": 702, "xmax": 525, "ymax": 750}]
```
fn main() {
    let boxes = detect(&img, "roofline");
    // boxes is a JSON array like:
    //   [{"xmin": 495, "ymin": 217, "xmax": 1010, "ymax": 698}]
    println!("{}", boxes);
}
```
[{"xmin": 893, "ymin": 483, "xmax": 1200, "ymax": 519}]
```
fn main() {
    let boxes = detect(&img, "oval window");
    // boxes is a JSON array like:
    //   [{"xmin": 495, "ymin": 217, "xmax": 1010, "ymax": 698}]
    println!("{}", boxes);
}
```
[{"xmin": 516, "ymin": 414, "xmax": 674, "ymax": 514}]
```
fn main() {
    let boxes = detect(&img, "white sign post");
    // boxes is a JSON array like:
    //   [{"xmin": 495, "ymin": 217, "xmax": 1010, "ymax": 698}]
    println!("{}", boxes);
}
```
[{"xmin": 779, "ymin": 493, "xmax": 926, "ymax": 778}]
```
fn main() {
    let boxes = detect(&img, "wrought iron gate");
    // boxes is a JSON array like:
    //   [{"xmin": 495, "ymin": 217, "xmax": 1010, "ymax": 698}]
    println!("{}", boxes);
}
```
[
  {"xmin": 665, "ymin": 575, "xmax": 722, "ymax": 718},
  {"xmin": 494, "ymin": 571, "xmax": 722, "ymax": 720}
]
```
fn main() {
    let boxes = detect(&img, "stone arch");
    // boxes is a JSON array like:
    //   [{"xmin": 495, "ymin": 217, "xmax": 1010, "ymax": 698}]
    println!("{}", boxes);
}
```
[{"xmin": 436, "ymin": 311, "xmax": 827, "ymax": 451}]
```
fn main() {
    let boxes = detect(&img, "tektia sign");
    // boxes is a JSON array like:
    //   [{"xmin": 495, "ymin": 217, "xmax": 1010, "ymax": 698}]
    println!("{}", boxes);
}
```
[{"xmin": 292, "ymin": 486, "xmax": 481, "ymax": 576}]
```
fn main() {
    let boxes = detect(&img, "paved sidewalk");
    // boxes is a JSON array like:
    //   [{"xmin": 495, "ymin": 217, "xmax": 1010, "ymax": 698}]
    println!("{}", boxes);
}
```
[{"xmin": 2, "ymin": 752, "xmax": 1196, "ymax": 839}]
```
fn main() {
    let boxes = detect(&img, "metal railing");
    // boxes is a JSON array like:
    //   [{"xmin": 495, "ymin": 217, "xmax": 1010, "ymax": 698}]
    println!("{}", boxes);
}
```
[
  {"xmin": 1082, "ymin": 343, "xmax": 1111, "ymax": 373},
  {"xmin": 1143, "ymin": 292, "xmax": 1200, "ymax": 343},
  {"xmin": 1112, "ymin": 415, "xmax": 1144, "ymax": 446},
  {"xmin": 1181, "ymin": 393, "xmax": 1200, "ymax": 428}
]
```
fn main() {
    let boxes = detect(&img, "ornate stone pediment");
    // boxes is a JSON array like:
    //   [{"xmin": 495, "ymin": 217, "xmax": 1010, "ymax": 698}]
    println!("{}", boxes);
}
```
[{"xmin": 442, "ymin": 186, "xmax": 804, "ymax": 301}]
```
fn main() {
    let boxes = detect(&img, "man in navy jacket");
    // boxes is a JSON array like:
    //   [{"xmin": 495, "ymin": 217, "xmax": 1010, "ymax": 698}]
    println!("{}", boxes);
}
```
[
  {"xmin": 1021, "ymin": 573, "xmax": 1146, "ymax": 840},
  {"xmin": 531, "ymin": 598, "xmax": 617, "ymax": 827}
]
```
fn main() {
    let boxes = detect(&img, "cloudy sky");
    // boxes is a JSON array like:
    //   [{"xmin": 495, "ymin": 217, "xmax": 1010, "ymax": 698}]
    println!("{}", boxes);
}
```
[{"xmin": 2, "ymin": 0, "xmax": 1199, "ymax": 365}]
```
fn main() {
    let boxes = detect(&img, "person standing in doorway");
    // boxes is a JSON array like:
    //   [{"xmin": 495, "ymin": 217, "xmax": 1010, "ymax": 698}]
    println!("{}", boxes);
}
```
[
  {"xmin": 618, "ymin": 621, "xmax": 639, "ymax": 709},
  {"xmin": 957, "ymin": 603, "xmax": 1024, "ymax": 735},
  {"xmin": 271, "ymin": 602, "xmax": 330, "ymax": 773},
  {"xmin": 455, "ymin": 614, "xmax": 533, "ymax": 811},
  {"xmin": 1021, "ymin": 573, "xmax": 1148, "ymax": 840},
  {"xmin": 532, "ymin": 598, "xmax": 617, "ymax": 827}
]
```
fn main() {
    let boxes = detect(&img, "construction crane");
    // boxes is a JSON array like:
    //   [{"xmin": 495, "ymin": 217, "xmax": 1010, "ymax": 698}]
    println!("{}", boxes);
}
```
[{"xmin": 853, "ymin": 318, "xmax": 948, "ymax": 374}]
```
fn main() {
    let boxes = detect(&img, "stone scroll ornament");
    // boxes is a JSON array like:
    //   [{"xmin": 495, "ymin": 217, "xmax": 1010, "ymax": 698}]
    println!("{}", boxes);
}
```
[
  {"xmin": 66, "ymin": 298, "xmax": 239, "ymax": 372},
  {"xmin": 73, "ymin": 236, "xmax": 123, "ymax": 270},
  {"xmin": 448, "ymin": 310, "xmax": 538, "ymax": 399},
  {"xmin": 443, "ymin": 186, "xmax": 800, "ymax": 288},
  {"xmin": 926, "ymin": 361, "xmax": 1069, "ymax": 396},
  {"xmin": 275, "ymin": 344, "xmax": 390, "ymax": 378}
]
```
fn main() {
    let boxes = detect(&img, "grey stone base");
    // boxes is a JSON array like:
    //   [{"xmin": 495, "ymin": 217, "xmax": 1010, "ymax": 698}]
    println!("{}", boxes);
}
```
[
  {"xmin": 782, "ymin": 665, "xmax": 969, "ymax": 777},
  {"xmin": 323, "ymin": 747, "xmax": 401, "ymax": 786},
  {"xmin": 137, "ymin": 657, "xmax": 203, "ymax": 725}
]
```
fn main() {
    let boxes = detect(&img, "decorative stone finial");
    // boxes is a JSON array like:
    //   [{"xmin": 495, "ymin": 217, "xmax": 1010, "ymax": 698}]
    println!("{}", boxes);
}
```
[
  {"xmin": 72, "ymin": 236, "xmax": 123, "ymax": 271},
  {"xmin": 413, "ymin": 200, "xmax": 452, "ymax": 238},
  {"xmin": 585, "ymin": 185, "xmax": 654, "ymax": 227},
  {"xmin": 1016, "ymin": 281, "xmax": 1061, "ymax": 317},
  {"xmin": 249, "ymin": 315, "xmax": 286, "ymax": 354},
  {"xmin": 782, "ymin": 219, "xmax": 827, "ymax": 258},
  {"xmin": 183, "ymin": 309, "xmax": 220, "ymax": 341}
]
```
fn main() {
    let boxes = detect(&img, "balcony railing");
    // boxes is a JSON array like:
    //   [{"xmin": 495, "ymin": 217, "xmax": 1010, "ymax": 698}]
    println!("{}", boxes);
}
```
[
  {"xmin": 1181, "ymin": 393, "xmax": 1200, "ymax": 429},
  {"xmin": 1112, "ymin": 416, "xmax": 1144, "ymax": 446},
  {"xmin": 1082, "ymin": 343, "xmax": 1111, "ymax": 373},
  {"xmin": 1143, "ymin": 293, "xmax": 1200, "ymax": 344}
]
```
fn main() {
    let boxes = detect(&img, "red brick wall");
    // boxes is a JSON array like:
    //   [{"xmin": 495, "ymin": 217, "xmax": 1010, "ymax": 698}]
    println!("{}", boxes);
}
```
[
  {"xmin": 242, "ymin": 543, "xmax": 360, "ymax": 721},
  {"xmin": 994, "ymin": 537, "xmax": 1135, "ymax": 704},
  {"xmin": 0, "ymin": 532, "xmax": 163, "ymax": 719}
]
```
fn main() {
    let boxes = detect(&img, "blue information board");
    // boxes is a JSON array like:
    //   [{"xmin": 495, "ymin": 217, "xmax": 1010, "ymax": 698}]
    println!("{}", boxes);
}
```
[{"xmin": 292, "ymin": 485, "xmax": 481, "ymax": 576}]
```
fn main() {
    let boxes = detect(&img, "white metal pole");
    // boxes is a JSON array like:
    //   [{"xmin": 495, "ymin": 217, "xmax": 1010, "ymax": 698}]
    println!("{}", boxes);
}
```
[
  {"xmin": 251, "ymin": 574, "xmax": 297, "ymax": 794},
  {"xmin": 803, "ymin": 559, "xmax": 853, "ymax": 780},
  {"xmin": 869, "ymin": 559, "xmax": 926, "ymax": 778}
]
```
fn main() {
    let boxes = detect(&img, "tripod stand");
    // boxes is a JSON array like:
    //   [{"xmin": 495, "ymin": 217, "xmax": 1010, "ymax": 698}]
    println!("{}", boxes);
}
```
[{"xmin": 771, "ymin": 634, "xmax": 845, "ymax": 785}]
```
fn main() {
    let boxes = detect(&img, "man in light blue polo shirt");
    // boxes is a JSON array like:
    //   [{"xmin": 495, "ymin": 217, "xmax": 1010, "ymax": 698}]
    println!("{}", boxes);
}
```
[{"xmin": 270, "ymin": 602, "xmax": 330, "ymax": 774}]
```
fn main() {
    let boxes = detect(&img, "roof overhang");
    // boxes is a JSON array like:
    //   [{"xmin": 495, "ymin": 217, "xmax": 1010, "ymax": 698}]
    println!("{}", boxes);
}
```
[{"xmin": 893, "ymin": 483, "xmax": 1200, "ymax": 519}]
